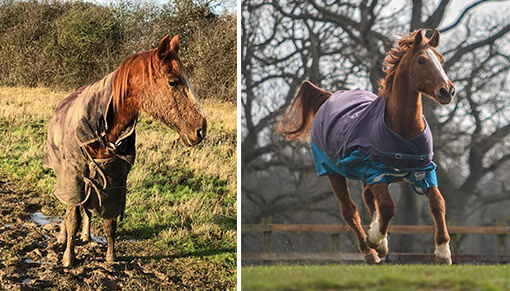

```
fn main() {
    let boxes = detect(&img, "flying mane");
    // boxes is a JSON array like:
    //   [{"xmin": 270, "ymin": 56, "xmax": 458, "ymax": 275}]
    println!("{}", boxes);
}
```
[{"xmin": 378, "ymin": 30, "xmax": 422, "ymax": 97}]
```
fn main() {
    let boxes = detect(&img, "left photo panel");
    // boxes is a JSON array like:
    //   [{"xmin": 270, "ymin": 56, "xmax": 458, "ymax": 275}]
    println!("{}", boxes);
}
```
[{"xmin": 0, "ymin": 0, "xmax": 237, "ymax": 289}]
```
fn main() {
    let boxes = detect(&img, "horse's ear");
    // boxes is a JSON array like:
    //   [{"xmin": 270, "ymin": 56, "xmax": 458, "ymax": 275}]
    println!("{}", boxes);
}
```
[
  {"xmin": 170, "ymin": 35, "xmax": 180, "ymax": 54},
  {"xmin": 413, "ymin": 29, "xmax": 423, "ymax": 47},
  {"xmin": 429, "ymin": 29, "xmax": 440, "ymax": 48},
  {"xmin": 157, "ymin": 35, "xmax": 171, "ymax": 60}
]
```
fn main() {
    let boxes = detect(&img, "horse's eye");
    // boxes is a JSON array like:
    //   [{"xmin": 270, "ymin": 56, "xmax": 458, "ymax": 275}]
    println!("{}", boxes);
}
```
[
  {"xmin": 168, "ymin": 80, "xmax": 179, "ymax": 88},
  {"xmin": 418, "ymin": 57, "xmax": 425, "ymax": 65}
]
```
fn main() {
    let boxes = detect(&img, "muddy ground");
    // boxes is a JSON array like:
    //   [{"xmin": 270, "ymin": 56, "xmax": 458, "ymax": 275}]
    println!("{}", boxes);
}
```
[{"xmin": 0, "ymin": 173, "xmax": 235, "ymax": 290}]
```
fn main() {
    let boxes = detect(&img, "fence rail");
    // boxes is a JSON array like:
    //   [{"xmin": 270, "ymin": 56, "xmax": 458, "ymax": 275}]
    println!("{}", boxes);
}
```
[{"xmin": 241, "ymin": 218, "xmax": 510, "ymax": 264}]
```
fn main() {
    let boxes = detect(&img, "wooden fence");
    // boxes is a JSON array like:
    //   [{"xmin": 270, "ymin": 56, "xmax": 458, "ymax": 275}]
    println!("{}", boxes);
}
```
[{"xmin": 241, "ymin": 218, "xmax": 510, "ymax": 265}]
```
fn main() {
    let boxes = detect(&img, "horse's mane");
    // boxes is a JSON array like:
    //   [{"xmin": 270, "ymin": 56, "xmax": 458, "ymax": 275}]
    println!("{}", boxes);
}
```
[
  {"xmin": 378, "ymin": 30, "xmax": 422, "ymax": 97},
  {"xmin": 112, "ymin": 50, "xmax": 157, "ymax": 112}
]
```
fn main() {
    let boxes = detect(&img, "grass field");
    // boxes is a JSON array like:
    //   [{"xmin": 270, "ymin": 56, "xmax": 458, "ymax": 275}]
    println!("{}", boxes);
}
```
[
  {"xmin": 242, "ymin": 264, "xmax": 510, "ymax": 290},
  {"xmin": 0, "ymin": 86, "xmax": 236, "ymax": 289}
]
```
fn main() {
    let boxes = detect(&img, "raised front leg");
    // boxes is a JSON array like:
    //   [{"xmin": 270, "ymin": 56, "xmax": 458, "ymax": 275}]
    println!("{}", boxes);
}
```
[
  {"xmin": 63, "ymin": 205, "xmax": 81, "ymax": 267},
  {"xmin": 80, "ymin": 206, "xmax": 91, "ymax": 242},
  {"xmin": 365, "ymin": 184, "xmax": 395, "ymax": 258},
  {"xmin": 103, "ymin": 218, "xmax": 117, "ymax": 263},
  {"xmin": 426, "ymin": 187, "xmax": 451, "ymax": 265},
  {"xmin": 327, "ymin": 175, "xmax": 380, "ymax": 264}
]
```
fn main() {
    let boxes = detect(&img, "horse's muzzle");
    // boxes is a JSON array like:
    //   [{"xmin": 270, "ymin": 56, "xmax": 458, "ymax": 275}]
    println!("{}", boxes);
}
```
[
  {"xmin": 436, "ymin": 86, "xmax": 455, "ymax": 105},
  {"xmin": 180, "ymin": 119, "xmax": 207, "ymax": 147}
]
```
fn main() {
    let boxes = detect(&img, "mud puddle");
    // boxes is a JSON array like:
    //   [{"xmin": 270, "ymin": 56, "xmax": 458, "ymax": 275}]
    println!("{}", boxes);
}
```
[
  {"xmin": 30, "ymin": 211, "xmax": 61, "ymax": 226},
  {"xmin": 0, "ymin": 174, "xmax": 179, "ymax": 290}
]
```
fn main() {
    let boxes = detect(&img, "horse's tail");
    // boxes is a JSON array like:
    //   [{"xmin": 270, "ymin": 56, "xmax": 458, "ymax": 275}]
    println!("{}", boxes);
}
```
[{"xmin": 277, "ymin": 81, "xmax": 332, "ymax": 141}]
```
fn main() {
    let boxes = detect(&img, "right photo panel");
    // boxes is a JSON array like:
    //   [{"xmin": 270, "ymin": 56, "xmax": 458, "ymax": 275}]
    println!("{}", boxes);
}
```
[{"xmin": 241, "ymin": 0, "xmax": 510, "ymax": 289}]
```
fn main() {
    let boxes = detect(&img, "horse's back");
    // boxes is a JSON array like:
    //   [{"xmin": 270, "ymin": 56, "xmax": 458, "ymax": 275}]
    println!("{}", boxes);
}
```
[{"xmin": 311, "ymin": 89, "xmax": 379, "ymax": 159}]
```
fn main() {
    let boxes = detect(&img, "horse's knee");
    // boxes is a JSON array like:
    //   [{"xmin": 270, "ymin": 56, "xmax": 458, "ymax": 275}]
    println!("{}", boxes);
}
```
[
  {"xmin": 340, "ymin": 202, "xmax": 358, "ymax": 220},
  {"xmin": 426, "ymin": 189, "xmax": 446, "ymax": 214},
  {"xmin": 103, "ymin": 218, "xmax": 117, "ymax": 238}
]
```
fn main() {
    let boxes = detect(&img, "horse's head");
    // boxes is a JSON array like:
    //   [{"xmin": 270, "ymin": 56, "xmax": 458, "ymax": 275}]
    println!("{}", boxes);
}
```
[
  {"xmin": 138, "ymin": 35, "xmax": 207, "ymax": 146},
  {"xmin": 403, "ymin": 29, "xmax": 455, "ymax": 105}
]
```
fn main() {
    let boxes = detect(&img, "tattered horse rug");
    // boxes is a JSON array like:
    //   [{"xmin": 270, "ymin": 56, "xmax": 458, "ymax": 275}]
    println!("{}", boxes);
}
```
[
  {"xmin": 310, "ymin": 89, "xmax": 437, "ymax": 194},
  {"xmin": 43, "ymin": 72, "xmax": 136, "ymax": 218}
]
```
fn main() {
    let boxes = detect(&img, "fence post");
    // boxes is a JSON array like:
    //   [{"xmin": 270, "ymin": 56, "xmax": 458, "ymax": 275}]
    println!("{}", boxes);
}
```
[
  {"xmin": 449, "ymin": 234, "xmax": 458, "ymax": 254},
  {"xmin": 497, "ymin": 220, "xmax": 507, "ymax": 255},
  {"xmin": 262, "ymin": 217, "xmax": 272, "ymax": 253},
  {"xmin": 498, "ymin": 234, "xmax": 507, "ymax": 255},
  {"xmin": 331, "ymin": 233, "xmax": 340, "ymax": 252},
  {"xmin": 448, "ymin": 222, "xmax": 458, "ymax": 254}
]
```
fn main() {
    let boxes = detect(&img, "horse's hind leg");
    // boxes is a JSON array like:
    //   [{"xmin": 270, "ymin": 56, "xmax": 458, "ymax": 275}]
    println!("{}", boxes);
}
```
[
  {"xmin": 103, "ymin": 218, "xmax": 117, "ymax": 263},
  {"xmin": 365, "ymin": 184, "xmax": 394, "ymax": 258},
  {"xmin": 327, "ymin": 175, "xmax": 380, "ymax": 264},
  {"xmin": 63, "ymin": 205, "xmax": 81, "ymax": 267},
  {"xmin": 426, "ymin": 187, "xmax": 451, "ymax": 265},
  {"xmin": 57, "ymin": 220, "xmax": 67, "ymax": 244},
  {"xmin": 80, "ymin": 206, "xmax": 91, "ymax": 242}
]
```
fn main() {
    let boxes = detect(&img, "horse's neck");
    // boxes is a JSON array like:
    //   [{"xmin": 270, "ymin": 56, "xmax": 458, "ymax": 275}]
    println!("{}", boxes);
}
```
[
  {"xmin": 384, "ymin": 83, "xmax": 425, "ymax": 139},
  {"xmin": 107, "ymin": 98, "xmax": 139, "ymax": 144}
]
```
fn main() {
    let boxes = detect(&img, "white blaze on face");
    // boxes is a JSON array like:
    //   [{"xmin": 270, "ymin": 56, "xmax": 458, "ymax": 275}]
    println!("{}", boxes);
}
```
[
  {"xmin": 426, "ymin": 49, "xmax": 449, "ymax": 84},
  {"xmin": 182, "ymin": 71, "xmax": 205, "ymax": 116}
]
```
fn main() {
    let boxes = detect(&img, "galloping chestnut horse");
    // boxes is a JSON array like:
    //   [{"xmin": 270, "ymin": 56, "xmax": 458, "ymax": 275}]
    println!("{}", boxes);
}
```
[
  {"xmin": 278, "ymin": 29, "xmax": 455, "ymax": 264},
  {"xmin": 44, "ymin": 35, "xmax": 207, "ymax": 267}
]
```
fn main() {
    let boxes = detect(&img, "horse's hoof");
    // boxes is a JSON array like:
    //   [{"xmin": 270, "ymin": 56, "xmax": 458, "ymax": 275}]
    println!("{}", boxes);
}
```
[
  {"xmin": 80, "ymin": 234, "xmax": 90, "ymax": 243},
  {"xmin": 375, "ymin": 239, "xmax": 388, "ymax": 258},
  {"xmin": 56, "ymin": 229, "xmax": 66, "ymax": 244},
  {"xmin": 57, "ymin": 235, "xmax": 66, "ymax": 244},
  {"xmin": 368, "ymin": 238, "xmax": 388, "ymax": 258},
  {"xmin": 364, "ymin": 252, "xmax": 381, "ymax": 264},
  {"xmin": 62, "ymin": 253, "xmax": 75, "ymax": 267},
  {"xmin": 435, "ymin": 256, "xmax": 452, "ymax": 265}
]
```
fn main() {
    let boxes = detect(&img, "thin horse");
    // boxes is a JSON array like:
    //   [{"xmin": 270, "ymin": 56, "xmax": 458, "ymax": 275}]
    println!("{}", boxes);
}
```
[
  {"xmin": 278, "ymin": 29, "xmax": 455, "ymax": 264},
  {"xmin": 44, "ymin": 35, "xmax": 207, "ymax": 267}
]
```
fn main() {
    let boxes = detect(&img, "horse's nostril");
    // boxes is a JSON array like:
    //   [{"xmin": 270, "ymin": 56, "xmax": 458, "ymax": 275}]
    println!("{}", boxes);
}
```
[
  {"xmin": 450, "ymin": 87, "xmax": 455, "ymax": 97},
  {"xmin": 440, "ymin": 87, "xmax": 448, "ymax": 96},
  {"xmin": 196, "ymin": 127, "xmax": 203, "ymax": 140}
]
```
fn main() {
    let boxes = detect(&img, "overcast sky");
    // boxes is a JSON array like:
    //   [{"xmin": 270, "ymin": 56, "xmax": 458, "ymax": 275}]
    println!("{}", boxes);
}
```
[{"xmin": 92, "ymin": 0, "xmax": 236, "ymax": 13}]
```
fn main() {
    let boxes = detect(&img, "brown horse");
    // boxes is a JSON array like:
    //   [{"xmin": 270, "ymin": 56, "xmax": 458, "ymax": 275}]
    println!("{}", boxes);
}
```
[
  {"xmin": 278, "ymin": 29, "xmax": 455, "ymax": 264},
  {"xmin": 44, "ymin": 35, "xmax": 207, "ymax": 267}
]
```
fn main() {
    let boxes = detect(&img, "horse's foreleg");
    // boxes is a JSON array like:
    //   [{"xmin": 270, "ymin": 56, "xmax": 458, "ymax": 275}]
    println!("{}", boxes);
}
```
[
  {"xmin": 365, "ymin": 183, "xmax": 394, "ymax": 258},
  {"xmin": 80, "ymin": 206, "xmax": 91, "ymax": 242},
  {"xmin": 63, "ymin": 205, "xmax": 81, "ymax": 267},
  {"xmin": 426, "ymin": 187, "xmax": 452, "ymax": 265},
  {"xmin": 362, "ymin": 185, "xmax": 376, "ymax": 217},
  {"xmin": 327, "ymin": 175, "xmax": 380, "ymax": 264},
  {"xmin": 103, "ymin": 218, "xmax": 117, "ymax": 263}
]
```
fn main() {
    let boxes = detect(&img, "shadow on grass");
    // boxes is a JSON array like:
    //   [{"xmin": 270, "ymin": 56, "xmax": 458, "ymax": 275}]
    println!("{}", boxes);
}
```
[
  {"xmin": 118, "ymin": 247, "xmax": 236, "ymax": 261},
  {"xmin": 118, "ymin": 211, "xmax": 237, "ymax": 240}
]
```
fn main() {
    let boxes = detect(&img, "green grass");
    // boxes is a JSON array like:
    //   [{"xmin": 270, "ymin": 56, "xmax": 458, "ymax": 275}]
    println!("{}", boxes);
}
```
[
  {"xmin": 242, "ymin": 264, "xmax": 510, "ymax": 290},
  {"xmin": 0, "ymin": 86, "xmax": 236, "ymax": 289}
]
